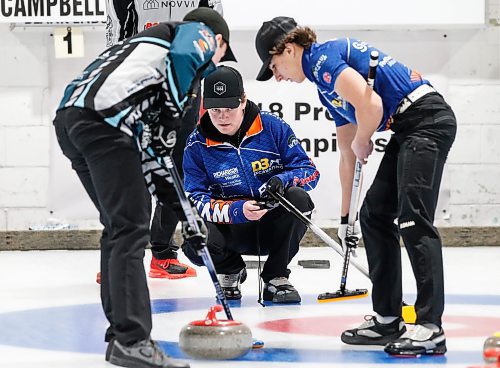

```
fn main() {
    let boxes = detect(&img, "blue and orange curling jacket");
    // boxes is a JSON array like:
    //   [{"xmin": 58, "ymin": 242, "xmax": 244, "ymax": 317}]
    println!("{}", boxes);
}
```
[{"xmin": 183, "ymin": 101, "xmax": 319, "ymax": 224}]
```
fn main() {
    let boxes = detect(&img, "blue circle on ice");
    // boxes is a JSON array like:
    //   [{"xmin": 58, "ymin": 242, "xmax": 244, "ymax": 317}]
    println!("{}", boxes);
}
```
[{"xmin": 0, "ymin": 294, "xmax": 498, "ymax": 364}]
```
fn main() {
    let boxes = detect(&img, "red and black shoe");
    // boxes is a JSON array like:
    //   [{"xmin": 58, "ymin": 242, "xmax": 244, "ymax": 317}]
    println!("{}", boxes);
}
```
[{"xmin": 149, "ymin": 257, "xmax": 197, "ymax": 279}]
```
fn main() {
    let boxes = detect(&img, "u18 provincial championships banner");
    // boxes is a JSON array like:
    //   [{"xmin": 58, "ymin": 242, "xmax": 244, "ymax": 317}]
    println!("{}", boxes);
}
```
[{"xmin": 0, "ymin": 0, "xmax": 106, "ymax": 23}]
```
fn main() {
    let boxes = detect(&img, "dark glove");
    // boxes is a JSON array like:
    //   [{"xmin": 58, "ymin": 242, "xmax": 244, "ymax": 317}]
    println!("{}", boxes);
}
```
[
  {"xmin": 265, "ymin": 176, "xmax": 284, "ymax": 197},
  {"xmin": 255, "ymin": 199, "xmax": 279, "ymax": 210},
  {"xmin": 140, "ymin": 101, "xmax": 180, "ymax": 157},
  {"xmin": 181, "ymin": 207, "xmax": 208, "ymax": 253},
  {"xmin": 181, "ymin": 239, "xmax": 204, "ymax": 267},
  {"xmin": 338, "ymin": 214, "xmax": 361, "ymax": 256},
  {"xmin": 181, "ymin": 216, "xmax": 208, "ymax": 240}
]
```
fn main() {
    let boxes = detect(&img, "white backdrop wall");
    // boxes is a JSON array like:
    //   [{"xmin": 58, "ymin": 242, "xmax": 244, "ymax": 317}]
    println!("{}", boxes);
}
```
[
  {"xmin": 0, "ymin": 1, "xmax": 500, "ymax": 230},
  {"xmin": 222, "ymin": 0, "xmax": 486, "ymax": 29}
]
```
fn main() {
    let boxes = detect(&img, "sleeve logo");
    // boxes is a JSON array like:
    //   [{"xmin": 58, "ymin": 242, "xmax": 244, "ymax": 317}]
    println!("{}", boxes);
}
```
[
  {"xmin": 288, "ymin": 134, "xmax": 299, "ymax": 148},
  {"xmin": 322, "ymin": 72, "xmax": 332, "ymax": 84},
  {"xmin": 312, "ymin": 54, "xmax": 328, "ymax": 79}
]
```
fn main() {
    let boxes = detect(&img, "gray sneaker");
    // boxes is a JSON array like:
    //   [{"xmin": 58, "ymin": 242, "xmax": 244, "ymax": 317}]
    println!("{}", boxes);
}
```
[
  {"xmin": 263, "ymin": 277, "xmax": 301, "ymax": 303},
  {"xmin": 107, "ymin": 338, "xmax": 190, "ymax": 368},
  {"xmin": 218, "ymin": 268, "xmax": 247, "ymax": 300}
]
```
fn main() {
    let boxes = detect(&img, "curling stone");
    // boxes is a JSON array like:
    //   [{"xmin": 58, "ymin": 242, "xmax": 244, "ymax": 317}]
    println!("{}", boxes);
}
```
[{"xmin": 179, "ymin": 305, "xmax": 253, "ymax": 360}]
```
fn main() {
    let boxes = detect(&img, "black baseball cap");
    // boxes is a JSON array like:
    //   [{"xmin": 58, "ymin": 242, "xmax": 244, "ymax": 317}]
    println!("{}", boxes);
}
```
[
  {"xmin": 255, "ymin": 16, "xmax": 297, "ymax": 81},
  {"xmin": 203, "ymin": 66, "xmax": 244, "ymax": 109},
  {"xmin": 183, "ymin": 8, "xmax": 236, "ymax": 62}
]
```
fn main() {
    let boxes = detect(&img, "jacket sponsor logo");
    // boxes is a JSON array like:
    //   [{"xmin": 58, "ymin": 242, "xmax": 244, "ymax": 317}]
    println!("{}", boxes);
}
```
[
  {"xmin": 214, "ymin": 81, "xmax": 226, "ymax": 95},
  {"xmin": 352, "ymin": 41, "xmax": 369, "ymax": 52},
  {"xmin": 197, "ymin": 38, "xmax": 209, "ymax": 53},
  {"xmin": 143, "ymin": 0, "xmax": 159, "ymax": 10},
  {"xmin": 323, "ymin": 71, "xmax": 332, "ymax": 84},
  {"xmin": 198, "ymin": 199, "xmax": 231, "ymax": 223},
  {"xmin": 193, "ymin": 41, "xmax": 205, "ymax": 60},
  {"xmin": 143, "ymin": 0, "xmax": 196, "ymax": 10},
  {"xmin": 251, "ymin": 158, "xmax": 283, "ymax": 174},
  {"xmin": 213, "ymin": 167, "xmax": 239, "ymax": 179},
  {"xmin": 126, "ymin": 74, "xmax": 158, "ymax": 94},
  {"xmin": 287, "ymin": 134, "xmax": 299, "ymax": 148},
  {"xmin": 105, "ymin": 15, "xmax": 113, "ymax": 47},
  {"xmin": 379, "ymin": 55, "xmax": 396, "ymax": 68},
  {"xmin": 331, "ymin": 97, "xmax": 343, "ymax": 108},
  {"xmin": 399, "ymin": 220, "xmax": 415, "ymax": 229},
  {"xmin": 410, "ymin": 70, "xmax": 423, "ymax": 82},
  {"xmin": 162, "ymin": 130, "xmax": 177, "ymax": 148},
  {"xmin": 312, "ymin": 54, "xmax": 327, "ymax": 79},
  {"xmin": 193, "ymin": 29, "xmax": 216, "ymax": 62},
  {"xmin": 293, "ymin": 169, "xmax": 319, "ymax": 187},
  {"xmin": 144, "ymin": 22, "xmax": 159, "ymax": 30},
  {"xmin": 198, "ymin": 28, "xmax": 216, "ymax": 51}
]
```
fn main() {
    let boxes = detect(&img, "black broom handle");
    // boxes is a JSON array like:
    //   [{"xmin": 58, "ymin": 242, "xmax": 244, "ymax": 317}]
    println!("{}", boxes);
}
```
[{"xmin": 162, "ymin": 155, "xmax": 234, "ymax": 320}]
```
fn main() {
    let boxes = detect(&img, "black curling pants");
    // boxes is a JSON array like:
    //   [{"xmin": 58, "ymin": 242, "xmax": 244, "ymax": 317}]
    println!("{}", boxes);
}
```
[
  {"xmin": 149, "ymin": 94, "xmax": 200, "ymax": 259},
  {"xmin": 183, "ymin": 187, "xmax": 314, "ymax": 283},
  {"xmin": 360, "ymin": 93, "xmax": 456, "ymax": 327},
  {"xmin": 54, "ymin": 107, "xmax": 152, "ymax": 345}
]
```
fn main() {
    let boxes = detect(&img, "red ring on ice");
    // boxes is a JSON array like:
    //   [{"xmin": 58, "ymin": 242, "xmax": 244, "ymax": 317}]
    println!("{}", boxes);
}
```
[{"xmin": 257, "ymin": 315, "xmax": 500, "ymax": 338}]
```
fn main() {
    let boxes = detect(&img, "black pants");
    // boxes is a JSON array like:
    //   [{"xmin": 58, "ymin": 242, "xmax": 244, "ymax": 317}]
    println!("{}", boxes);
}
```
[
  {"xmin": 149, "ymin": 96, "xmax": 199, "ymax": 259},
  {"xmin": 360, "ymin": 93, "xmax": 456, "ymax": 327},
  {"xmin": 183, "ymin": 187, "xmax": 314, "ymax": 283},
  {"xmin": 54, "ymin": 107, "xmax": 152, "ymax": 345}
]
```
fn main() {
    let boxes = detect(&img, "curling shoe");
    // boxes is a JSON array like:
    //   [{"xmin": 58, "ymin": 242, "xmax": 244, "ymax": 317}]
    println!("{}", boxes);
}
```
[
  {"xmin": 107, "ymin": 337, "xmax": 190, "ymax": 368},
  {"xmin": 218, "ymin": 268, "xmax": 247, "ymax": 300},
  {"xmin": 263, "ymin": 277, "xmax": 301, "ymax": 303},
  {"xmin": 384, "ymin": 324, "xmax": 447, "ymax": 356},
  {"xmin": 149, "ymin": 257, "xmax": 197, "ymax": 279},
  {"xmin": 341, "ymin": 315, "xmax": 406, "ymax": 345}
]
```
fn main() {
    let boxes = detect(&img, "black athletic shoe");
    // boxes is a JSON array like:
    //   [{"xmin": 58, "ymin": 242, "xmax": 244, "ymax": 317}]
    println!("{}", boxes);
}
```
[
  {"xmin": 263, "ymin": 277, "xmax": 301, "ymax": 303},
  {"xmin": 107, "ymin": 338, "xmax": 190, "ymax": 368},
  {"xmin": 341, "ymin": 315, "xmax": 406, "ymax": 346},
  {"xmin": 218, "ymin": 268, "xmax": 247, "ymax": 300},
  {"xmin": 384, "ymin": 324, "xmax": 447, "ymax": 356}
]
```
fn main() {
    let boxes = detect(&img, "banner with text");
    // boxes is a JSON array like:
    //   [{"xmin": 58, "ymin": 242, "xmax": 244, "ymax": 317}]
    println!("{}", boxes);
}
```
[
  {"xmin": 244, "ymin": 81, "xmax": 391, "ymax": 226},
  {"xmin": 0, "ymin": 0, "xmax": 106, "ymax": 23},
  {"xmin": 48, "ymin": 80, "xmax": 450, "ymax": 227}
]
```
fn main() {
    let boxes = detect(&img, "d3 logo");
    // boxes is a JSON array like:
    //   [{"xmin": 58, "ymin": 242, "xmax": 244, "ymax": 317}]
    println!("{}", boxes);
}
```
[
  {"xmin": 214, "ymin": 81, "xmax": 226, "ymax": 95},
  {"xmin": 251, "ymin": 158, "xmax": 269, "ymax": 172}
]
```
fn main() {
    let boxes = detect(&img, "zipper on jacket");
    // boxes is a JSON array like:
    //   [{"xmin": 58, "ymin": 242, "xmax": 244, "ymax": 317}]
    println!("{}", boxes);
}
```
[{"xmin": 236, "ymin": 146, "xmax": 255, "ymax": 198}]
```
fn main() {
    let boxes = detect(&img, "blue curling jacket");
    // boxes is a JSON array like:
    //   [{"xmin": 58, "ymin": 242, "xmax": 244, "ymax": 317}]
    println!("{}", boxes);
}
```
[
  {"xmin": 302, "ymin": 38, "xmax": 431, "ymax": 131},
  {"xmin": 183, "ymin": 101, "xmax": 320, "ymax": 224}
]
